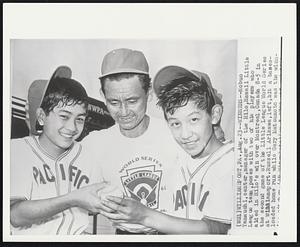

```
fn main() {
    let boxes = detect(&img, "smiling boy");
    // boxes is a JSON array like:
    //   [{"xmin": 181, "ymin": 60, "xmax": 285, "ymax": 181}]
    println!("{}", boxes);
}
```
[{"xmin": 10, "ymin": 66, "xmax": 107, "ymax": 235}]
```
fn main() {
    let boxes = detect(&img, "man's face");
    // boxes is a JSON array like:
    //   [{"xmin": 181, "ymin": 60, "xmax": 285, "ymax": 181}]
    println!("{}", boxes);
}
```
[
  {"xmin": 166, "ymin": 100, "xmax": 213, "ymax": 157},
  {"xmin": 104, "ymin": 75, "xmax": 148, "ymax": 135},
  {"xmin": 40, "ymin": 102, "xmax": 87, "ymax": 154}
]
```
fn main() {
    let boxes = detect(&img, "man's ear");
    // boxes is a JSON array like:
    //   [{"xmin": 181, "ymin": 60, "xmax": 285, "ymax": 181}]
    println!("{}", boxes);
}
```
[
  {"xmin": 211, "ymin": 104, "xmax": 223, "ymax": 125},
  {"xmin": 36, "ymin": 108, "xmax": 46, "ymax": 126}
]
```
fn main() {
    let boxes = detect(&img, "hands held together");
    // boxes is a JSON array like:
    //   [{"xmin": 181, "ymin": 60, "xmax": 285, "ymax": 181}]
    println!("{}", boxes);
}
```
[{"xmin": 69, "ymin": 182, "xmax": 152, "ymax": 230}]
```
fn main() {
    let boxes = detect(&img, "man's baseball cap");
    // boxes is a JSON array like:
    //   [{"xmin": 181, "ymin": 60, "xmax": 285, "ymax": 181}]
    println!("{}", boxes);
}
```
[
  {"xmin": 99, "ymin": 48, "xmax": 149, "ymax": 78},
  {"xmin": 153, "ymin": 65, "xmax": 222, "ymax": 106},
  {"xmin": 27, "ymin": 66, "xmax": 72, "ymax": 135}
]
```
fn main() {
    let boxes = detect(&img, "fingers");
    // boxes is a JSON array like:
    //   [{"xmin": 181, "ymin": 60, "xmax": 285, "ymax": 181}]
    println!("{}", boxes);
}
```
[
  {"xmin": 96, "ymin": 201, "xmax": 115, "ymax": 213},
  {"xmin": 106, "ymin": 195, "xmax": 125, "ymax": 205},
  {"xmin": 101, "ymin": 199, "xmax": 122, "ymax": 212},
  {"xmin": 111, "ymin": 220, "xmax": 128, "ymax": 225},
  {"xmin": 95, "ymin": 181, "xmax": 110, "ymax": 191},
  {"xmin": 99, "ymin": 210, "xmax": 127, "ymax": 221}
]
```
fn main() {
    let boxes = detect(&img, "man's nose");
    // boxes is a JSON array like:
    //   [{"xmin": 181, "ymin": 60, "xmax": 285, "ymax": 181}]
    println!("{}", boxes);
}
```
[{"xmin": 120, "ymin": 103, "xmax": 129, "ymax": 116}]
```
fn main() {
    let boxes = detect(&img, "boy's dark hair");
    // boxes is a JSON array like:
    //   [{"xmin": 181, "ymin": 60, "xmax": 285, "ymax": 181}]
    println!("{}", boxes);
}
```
[
  {"xmin": 100, "ymin": 73, "xmax": 151, "ymax": 95},
  {"xmin": 36, "ymin": 77, "xmax": 88, "ymax": 130},
  {"xmin": 157, "ymin": 76, "xmax": 215, "ymax": 116}
]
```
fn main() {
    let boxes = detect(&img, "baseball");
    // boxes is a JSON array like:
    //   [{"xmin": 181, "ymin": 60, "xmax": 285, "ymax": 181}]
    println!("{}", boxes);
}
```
[{"xmin": 97, "ymin": 184, "xmax": 124, "ymax": 200}]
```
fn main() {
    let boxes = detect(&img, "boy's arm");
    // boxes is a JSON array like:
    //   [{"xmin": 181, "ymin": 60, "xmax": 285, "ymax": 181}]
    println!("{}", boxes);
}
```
[
  {"xmin": 10, "ymin": 182, "xmax": 109, "ymax": 227},
  {"xmin": 143, "ymin": 208, "xmax": 230, "ymax": 234},
  {"xmin": 100, "ymin": 196, "xmax": 230, "ymax": 234}
]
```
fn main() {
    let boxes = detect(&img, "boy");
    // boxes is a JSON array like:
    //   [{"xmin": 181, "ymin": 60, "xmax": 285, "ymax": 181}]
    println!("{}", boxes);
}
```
[
  {"xmin": 10, "ymin": 66, "xmax": 107, "ymax": 235},
  {"xmin": 99, "ymin": 65, "xmax": 234, "ymax": 234}
]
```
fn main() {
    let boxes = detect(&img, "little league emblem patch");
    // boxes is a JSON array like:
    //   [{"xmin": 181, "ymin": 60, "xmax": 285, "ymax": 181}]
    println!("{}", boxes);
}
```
[{"xmin": 121, "ymin": 165, "xmax": 162, "ymax": 209}]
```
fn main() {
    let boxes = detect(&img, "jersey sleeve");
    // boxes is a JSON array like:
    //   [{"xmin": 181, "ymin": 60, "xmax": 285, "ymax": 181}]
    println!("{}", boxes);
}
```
[
  {"xmin": 79, "ymin": 134, "xmax": 106, "ymax": 184},
  {"xmin": 10, "ymin": 139, "xmax": 33, "ymax": 202},
  {"xmin": 202, "ymin": 172, "xmax": 233, "ymax": 224}
]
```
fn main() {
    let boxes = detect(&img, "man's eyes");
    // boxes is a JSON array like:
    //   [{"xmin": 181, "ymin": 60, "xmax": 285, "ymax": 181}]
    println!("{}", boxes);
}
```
[
  {"xmin": 108, "ymin": 101, "xmax": 119, "ymax": 106},
  {"xmin": 127, "ymin": 99, "xmax": 138, "ymax": 104}
]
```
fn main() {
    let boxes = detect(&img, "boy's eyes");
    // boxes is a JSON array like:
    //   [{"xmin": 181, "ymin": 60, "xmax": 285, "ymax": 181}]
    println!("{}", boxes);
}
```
[
  {"xmin": 168, "ymin": 117, "xmax": 200, "ymax": 128},
  {"xmin": 76, "ymin": 117, "xmax": 86, "ymax": 124},
  {"xmin": 59, "ymin": 114, "xmax": 69, "ymax": 120},
  {"xmin": 191, "ymin": 117, "xmax": 200, "ymax": 123},
  {"xmin": 59, "ymin": 114, "xmax": 85, "ymax": 123},
  {"xmin": 169, "ymin": 121, "xmax": 181, "ymax": 128}
]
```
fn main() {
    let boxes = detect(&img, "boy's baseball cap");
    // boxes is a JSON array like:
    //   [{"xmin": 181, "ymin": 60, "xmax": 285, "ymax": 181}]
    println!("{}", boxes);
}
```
[
  {"xmin": 27, "ymin": 66, "xmax": 72, "ymax": 135},
  {"xmin": 153, "ymin": 65, "xmax": 222, "ymax": 105},
  {"xmin": 99, "ymin": 48, "xmax": 149, "ymax": 78}
]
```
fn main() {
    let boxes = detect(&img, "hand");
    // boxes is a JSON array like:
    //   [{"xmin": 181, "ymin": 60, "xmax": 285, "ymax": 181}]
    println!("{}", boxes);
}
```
[
  {"xmin": 99, "ymin": 196, "xmax": 150, "ymax": 225},
  {"xmin": 67, "ymin": 182, "xmax": 114, "ymax": 214}
]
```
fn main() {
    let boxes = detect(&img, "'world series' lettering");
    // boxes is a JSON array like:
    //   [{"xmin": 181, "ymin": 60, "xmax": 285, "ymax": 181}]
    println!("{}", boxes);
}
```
[
  {"xmin": 32, "ymin": 164, "xmax": 89, "ymax": 189},
  {"xmin": 174, "ymin": 182, "xmax": 210, "ymax": 212}
]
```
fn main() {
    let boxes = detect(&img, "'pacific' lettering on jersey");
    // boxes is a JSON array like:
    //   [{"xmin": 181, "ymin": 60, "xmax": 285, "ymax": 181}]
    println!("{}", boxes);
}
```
[
  {"xmin": 174, "ymin": 182, "xmax": 209, "ymax": 212},
  {"xmin": 32, "ymin": 164, "xmax": 89, "ymax": 188}
]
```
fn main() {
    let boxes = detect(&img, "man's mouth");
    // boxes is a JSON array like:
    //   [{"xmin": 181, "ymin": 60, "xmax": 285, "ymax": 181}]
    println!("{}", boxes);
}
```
[{"xmin": 119, "ymin": 116, "xmax": 134, "ymax": 123}]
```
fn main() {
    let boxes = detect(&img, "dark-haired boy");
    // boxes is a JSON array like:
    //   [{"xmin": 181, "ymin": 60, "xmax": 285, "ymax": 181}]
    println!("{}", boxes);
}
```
[
  {"xmin": 99, "ymin": 66, "xmax": 234, "ymax": 234},
  {"xmin": 10, "ymin": 66, "xmax": 107, "ymax": 235}
]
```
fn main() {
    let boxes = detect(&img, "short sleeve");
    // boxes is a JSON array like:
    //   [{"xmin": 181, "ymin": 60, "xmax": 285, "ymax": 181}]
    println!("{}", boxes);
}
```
[
  {"xmin": 78, "ymin": 137, "xmax": 106, "ymax": 184},
  {"xmin": 10, "ymin": 139, "xmax": 33, "ymax": 202},
  {"xmin": 202, "ymin": 172, "xmax": 233, "ymax": 224}
]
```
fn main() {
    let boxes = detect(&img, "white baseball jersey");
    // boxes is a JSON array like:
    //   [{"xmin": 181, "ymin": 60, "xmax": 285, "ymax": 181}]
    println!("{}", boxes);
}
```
[
  {"xmin": 10, "ymin": 136, "xmax": 101, "ymax": 235},
  {"xmin": 169, "ymin": 141, "xmax": 234, "ymax": 224},
  {"xmin": 81, "ymin": 116, "xmax": 183, "ymax": 232}
]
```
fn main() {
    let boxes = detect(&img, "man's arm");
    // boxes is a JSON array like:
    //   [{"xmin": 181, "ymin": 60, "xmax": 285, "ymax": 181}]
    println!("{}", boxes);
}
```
[
  {"xmin": 100, "ymin": 196, "xmax": 230, "ymax": 234},
  {"xmin": 10, "ymin": 182, "xmax": 110, "ymax": 227}
]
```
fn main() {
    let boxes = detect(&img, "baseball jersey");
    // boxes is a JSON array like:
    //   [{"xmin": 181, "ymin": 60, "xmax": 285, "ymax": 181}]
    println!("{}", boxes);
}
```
[
  {"xmin": 10, "ymin": 135, "xmax": 101, "ymax": 235},
  {"xmin": 81, "ymin": 116, "xmax": 183, "ymax": 232},
  {"xmin": 169, "ymin": 141, "xmax": 234, "ymax": 225}
]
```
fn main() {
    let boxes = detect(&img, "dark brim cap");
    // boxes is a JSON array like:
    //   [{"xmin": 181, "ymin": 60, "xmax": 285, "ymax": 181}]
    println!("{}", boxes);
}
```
[
  {"xmin": 27, "ymin": 66, "xmax": 72, "ymax": 135},
  {"xmin": 153, "ymin": 65, "xmax": 222, "ymax": 105}
]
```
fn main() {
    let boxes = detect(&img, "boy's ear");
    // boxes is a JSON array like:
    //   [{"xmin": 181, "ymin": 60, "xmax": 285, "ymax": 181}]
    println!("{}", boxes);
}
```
[
  {"xmin": 36, "ymin": 108, "xmax": 46, "ymax": 126},
  {"xmin": 211, "ymin": 104, "xmax": 223, "ymax": 125}
]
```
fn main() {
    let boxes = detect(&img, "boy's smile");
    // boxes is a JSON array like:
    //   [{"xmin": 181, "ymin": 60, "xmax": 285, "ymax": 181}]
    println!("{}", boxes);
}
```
[
  {"xmin": 166, "ymin": 100, "xmax": 220, "ymax": 158},
  {"xmin": 38, "ymin": 102, "xmax": 87, "ymax": 158}
]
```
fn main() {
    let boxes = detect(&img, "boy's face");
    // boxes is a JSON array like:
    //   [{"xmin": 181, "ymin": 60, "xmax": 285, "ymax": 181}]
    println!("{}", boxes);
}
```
[
  {"xmin": 165, "ymin": 100, "xmax": 213, "ymax": 158},
  {"xmin": 39, "ymin": 102, "xmax": 87, "ymax": 154}
]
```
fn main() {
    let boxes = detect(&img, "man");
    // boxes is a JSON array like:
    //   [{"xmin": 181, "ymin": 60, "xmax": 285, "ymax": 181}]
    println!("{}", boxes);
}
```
[
  {"xmin": 99, "ymin": 65, "xmax": 234, "ymax": 234},
  {"xmin": 10, "ymin": 66, "xmax": 108, "ymax": 235},
  {"xmin": 81, "ymin": 48, "xmax": 182, "ymax": 234}
]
